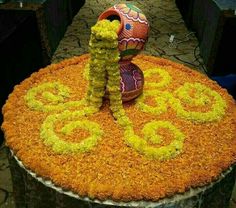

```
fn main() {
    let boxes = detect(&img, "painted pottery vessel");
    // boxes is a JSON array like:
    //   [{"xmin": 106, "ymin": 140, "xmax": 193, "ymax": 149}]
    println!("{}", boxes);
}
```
[{"xmin": 98, "ymin": 3, "xmax": 149, "ymax": 101}]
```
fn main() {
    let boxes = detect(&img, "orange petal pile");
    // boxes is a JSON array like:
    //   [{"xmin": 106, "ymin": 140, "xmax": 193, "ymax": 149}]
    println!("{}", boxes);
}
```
[{"xmin": 2, "ymin": 54, "xmax": 236, "ymax": 202}]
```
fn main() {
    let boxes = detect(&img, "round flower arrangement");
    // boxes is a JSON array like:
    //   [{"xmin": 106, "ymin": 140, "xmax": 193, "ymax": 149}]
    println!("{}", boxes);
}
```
[{"xmin": 2, "ymin": 20, "xmax": 236, "ymax": 202}]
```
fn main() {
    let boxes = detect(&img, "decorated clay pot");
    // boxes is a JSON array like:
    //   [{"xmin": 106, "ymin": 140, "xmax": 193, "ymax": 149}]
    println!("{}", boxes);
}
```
[{"xmin": 98, "ymin": 3, "xmax": 149, "ymax": 102}]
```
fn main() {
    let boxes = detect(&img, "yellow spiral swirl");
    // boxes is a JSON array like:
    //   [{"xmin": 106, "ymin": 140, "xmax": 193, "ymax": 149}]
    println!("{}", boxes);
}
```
[
  {"xmin": 135, "ymin": 90, "xmax": 171, "ymax": 115},
  {"xmin": 40, "ymin": 110, "xmax": 103, "ymax": 153},
  {"xmin": 124, "ymin": 120, "xmax": 185, "ymax": 160},
  {"xmin": 171, "ymin": 82, "xmax": 227, "ymax": 122},
  {"xmin": 144, "ymin": 67, "xmax": 172, "ymax": 88},
  {"xmin": 25, "ymin": 82, "xmax": 86, "ymax": 112}
]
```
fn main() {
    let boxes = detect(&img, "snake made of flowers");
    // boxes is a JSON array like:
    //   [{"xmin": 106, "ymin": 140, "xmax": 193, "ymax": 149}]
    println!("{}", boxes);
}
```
[{"xmin": 24, "ymin": 20, "xmax": 227, "ymax": 160}]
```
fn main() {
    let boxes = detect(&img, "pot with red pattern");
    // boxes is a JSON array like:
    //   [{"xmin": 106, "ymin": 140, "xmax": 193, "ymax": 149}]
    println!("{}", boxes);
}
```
[{"xmin": 98, "ymin": 3, "xmax": 149, "ymax": 101}]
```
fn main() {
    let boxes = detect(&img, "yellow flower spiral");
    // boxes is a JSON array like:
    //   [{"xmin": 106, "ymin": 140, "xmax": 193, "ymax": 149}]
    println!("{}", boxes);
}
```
[
  {"xmin": 144, "ymin": 67, "xmax": 172, "ymax": 88},
  {"xmin": 25, "ymin": 82, "xmax": 86, "ymax": 112},
  {"xmin": 135, "ymin": 90, "xmax": 171, "ymax": 115},
  {"xmin": 40, "ymin": 110, "xmax": 103, "ymax": 153},
  {"xmin": 124, "ymin": 120, "xmax": 185, "ymax": 160},
  {"xmin": 171, "ymin": 82, "xmax": 227, "ymax": 122}
]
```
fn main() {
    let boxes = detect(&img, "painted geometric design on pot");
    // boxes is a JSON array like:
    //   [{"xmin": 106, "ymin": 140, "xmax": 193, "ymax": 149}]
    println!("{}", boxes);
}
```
[
  {"xmin": 98, "ymin": 3, "xmax": 149, "ymax": 62},
  {"xmin": 119, "ymin": 37, "xmax": 146, "ymax": 60},
  {"xmin": 114, "ymin": 3, "xmax": 148, "ymax": 25},
  {"xmin": 120, "ymin": 63, "xmax": 144, "ymax": 93}
]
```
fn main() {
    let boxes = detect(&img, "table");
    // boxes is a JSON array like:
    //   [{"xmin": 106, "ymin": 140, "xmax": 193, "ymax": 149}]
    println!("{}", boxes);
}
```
[
  {"xmin": 2, "ymin": 43, "xmax": 236, "ymax": 206},
  {"xmin": 3, "ymin": 53, "xmax": 236, "ymax": 207},
  {"xmin": 7, "ymin": 148, "xmax": 236, "ymax": 208}
]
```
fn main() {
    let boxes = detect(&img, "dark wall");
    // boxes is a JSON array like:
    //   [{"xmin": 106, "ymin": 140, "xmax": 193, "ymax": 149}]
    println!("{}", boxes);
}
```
[
  {"xmin": 176, "ymin": 0, "xmax": 236, "ymax": 76},
  {"xmin": 214, "ymin": 16, "xmax": 236, "ymax": 75}
]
